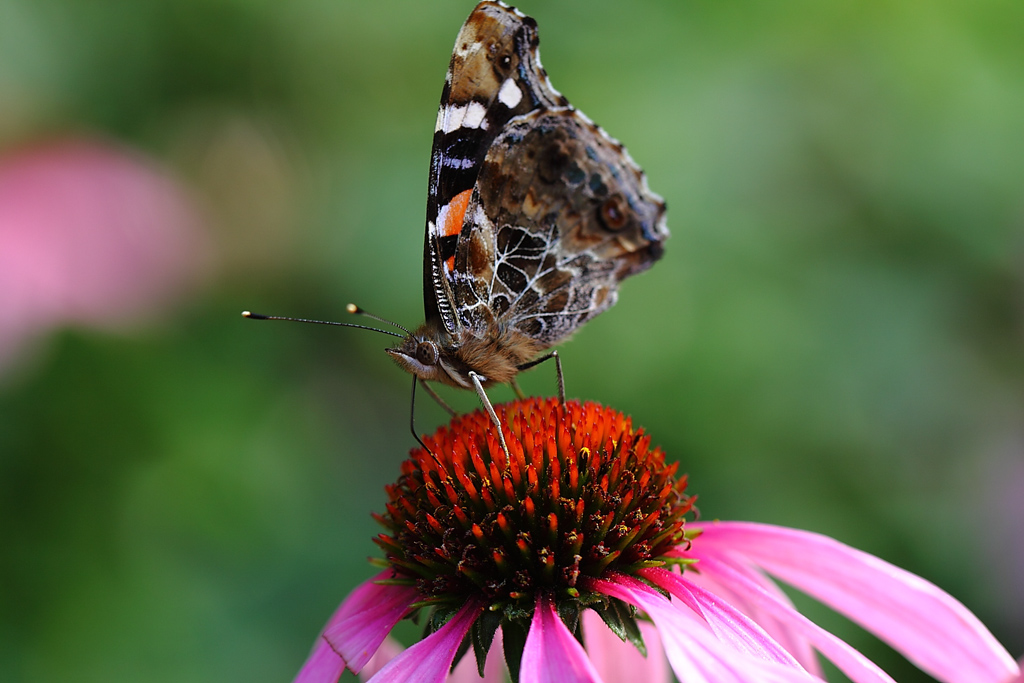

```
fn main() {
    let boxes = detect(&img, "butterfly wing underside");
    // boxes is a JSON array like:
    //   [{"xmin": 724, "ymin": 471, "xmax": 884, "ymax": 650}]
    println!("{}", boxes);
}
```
[
  {"xmin": 453, "ymin": 109, "xmax": 668, "ymax": 346},
  {"xmin": 423, "ymin": 1, "xmax": 565, "ymax": 335}
]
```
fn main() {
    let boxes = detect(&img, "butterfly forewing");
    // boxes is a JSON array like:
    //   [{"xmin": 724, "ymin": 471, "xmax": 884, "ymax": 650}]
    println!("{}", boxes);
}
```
[{"xmin": 424, "ymin": 1, "xmax": 565, "ymax": 334}]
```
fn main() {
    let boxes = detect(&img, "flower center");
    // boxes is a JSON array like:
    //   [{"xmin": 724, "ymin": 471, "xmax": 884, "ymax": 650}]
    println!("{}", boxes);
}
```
[{"xmin": 374, "ymin": 398, "xmax": 694, "ymax": 608}]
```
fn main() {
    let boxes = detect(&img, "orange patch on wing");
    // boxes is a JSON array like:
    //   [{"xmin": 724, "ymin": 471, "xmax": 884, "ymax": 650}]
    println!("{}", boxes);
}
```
[
  {"xmin": 442, "ymin": 189, "xmax": 472, "ymax": 272},
  {"xmin": 443, "ymin": 189, "xmax": 473, "ymax": 238}
]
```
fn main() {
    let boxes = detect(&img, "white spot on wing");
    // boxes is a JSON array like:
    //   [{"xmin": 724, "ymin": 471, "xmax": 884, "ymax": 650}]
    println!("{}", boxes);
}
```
[
  {"xmin": 462, "ymin": 101, "xmax": 487, "ymax": 129},
  {"xmin": 498, "ymin": 78, "xmax": 523, "ymax": 108},
  {"xmin": 444, "ymin": 105, "xmax": 467, "ymax": 133},
  {"xmin": 434, "ymin": 205, "xmax": 450, "ymax": 236},
  {"xmin": 440, "ymin": 102, "xmax": 488, "ymax": 134}
]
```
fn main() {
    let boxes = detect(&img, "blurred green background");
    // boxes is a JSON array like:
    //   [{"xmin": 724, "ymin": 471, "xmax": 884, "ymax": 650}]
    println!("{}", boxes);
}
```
[{"xmin": 2, "ymin": 1, "xmax": 1022, "ymax": 681}]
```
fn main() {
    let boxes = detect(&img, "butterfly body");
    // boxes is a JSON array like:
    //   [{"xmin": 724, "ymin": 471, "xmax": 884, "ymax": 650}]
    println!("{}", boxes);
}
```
[
  {"xmin": 388, "ymin": 321, "xmax": 542, "ymax": 390},
  {"xmin": 388, "ymin": 1, "xmax": 668, "ymax": 392}
]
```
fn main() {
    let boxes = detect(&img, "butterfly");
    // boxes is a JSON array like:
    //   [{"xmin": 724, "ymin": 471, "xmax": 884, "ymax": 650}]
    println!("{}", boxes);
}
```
[
  {"xmin": 386, "ymin": 1, "xmax": 668, "ymax": 412},
  {"xmin": 245, "ymin": 1, "xmax": 667, "ymax": 451}
]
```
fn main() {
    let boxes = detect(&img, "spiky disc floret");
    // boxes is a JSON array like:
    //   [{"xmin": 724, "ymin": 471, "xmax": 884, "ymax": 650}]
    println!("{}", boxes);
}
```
[{"xmin": 373, "ymin": 398, "xmax": 694, "ymax": 611}]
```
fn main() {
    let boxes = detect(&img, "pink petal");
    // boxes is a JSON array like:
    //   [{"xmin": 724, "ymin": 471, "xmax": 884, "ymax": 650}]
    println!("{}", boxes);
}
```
[
  {"xmin": 521, "ymin": 593, "xmax": 604, "ymax": 683},
  {"xmin": 320, "ymin": 572, "xmax": 419, "ymax": 673},
  {"xmin": 679, "ymin": 557, "xmax": 821, "ymax": 674},
  {"xmin": 586, "ymin": 575, "xmax": 821, "ymax": 683},
  {"xmin": 293, "ymin": 636, "xmax": 347, "ymax": 683},
  {"xmin": 581, "ymin": 609, "xmax": 670, "ymax": 683},
  {"xmin": 365, "ymin": 601, "xmax": 482, "ymax": 683},
  {"xmin": 689, "ymin": 549, "xmax": 897, "ymax": 683},
  {"xmin": 358, "ymin": 631, "xmax": 508, "ymax": 683},
  {"xmin": 358, "ymin": 637, "xmax": 406, "ymax": 681},
  {"xmin": 640, "ymin": 567, "xmax": 801, "ymax": 667},
  {"xmin": 1008, "ymin": 657, "xmax": 1024, "ymax": 683},
  {"xmin": 695, "ymin": 521, "xmax": 1019, "ymax": 683}
]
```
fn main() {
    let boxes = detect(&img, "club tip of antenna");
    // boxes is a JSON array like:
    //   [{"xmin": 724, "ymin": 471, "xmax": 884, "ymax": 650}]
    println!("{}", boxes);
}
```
[
  {"xmin": 242, "ymin": 311, "xmax": 268, "ymax": 320},
  {"xmin": 346, "ymin": 303, "xmax": 362, "ymax": 314}
]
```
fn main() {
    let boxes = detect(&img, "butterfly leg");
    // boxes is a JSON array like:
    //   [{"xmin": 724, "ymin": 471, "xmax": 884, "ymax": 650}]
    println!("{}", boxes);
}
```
[
  {"xmin": 420, "ymin": 379, "xmax": 456, "ymax": 417},
  {"xmin": 469, "ymin": 371, "xmax": 511, "ymax": 458},
  {"xmin": 408, "ymin": 376, "xmax": 435, "ymax": 455},
  {"xmin": 516, "ymin": 350, "xmax": 565, "ymax": 405}
]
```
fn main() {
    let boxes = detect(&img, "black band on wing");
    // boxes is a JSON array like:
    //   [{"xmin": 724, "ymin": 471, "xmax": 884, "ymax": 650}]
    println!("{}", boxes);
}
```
[
  {"xmin": 422, "ymin": 2, "xmax": 567, "ymax": 333},
  {"xmin": 439, "ymin": 234, "xmax": 459, "ymax": 262}
]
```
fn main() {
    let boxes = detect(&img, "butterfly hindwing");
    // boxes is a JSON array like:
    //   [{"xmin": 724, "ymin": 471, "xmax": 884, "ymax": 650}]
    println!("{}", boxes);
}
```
[{"xmin": 453, "ymin": 108, "xmax": 667, "ymax": 345}]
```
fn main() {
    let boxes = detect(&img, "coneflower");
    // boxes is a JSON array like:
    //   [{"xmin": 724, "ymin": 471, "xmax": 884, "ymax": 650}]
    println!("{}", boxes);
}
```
[{"xmin": 295, "ymin": 398, "xmax": 1020, "ymax": 683}]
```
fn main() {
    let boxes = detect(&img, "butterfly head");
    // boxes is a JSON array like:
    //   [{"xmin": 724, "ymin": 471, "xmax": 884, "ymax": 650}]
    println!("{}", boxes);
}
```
[{"xmin": 386, "ymin": 326, "xmax": 468, "ymax": 388}]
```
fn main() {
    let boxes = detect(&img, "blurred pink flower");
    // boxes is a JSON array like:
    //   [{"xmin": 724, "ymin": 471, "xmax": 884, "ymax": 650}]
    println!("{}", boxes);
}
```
[
  {"xmin": 292, "ymin": 398, "xmax": 1020, "ymax": 683},
  {"xmin": 0, "ymin": 137, "xmax": 210, "ymax": 371}
]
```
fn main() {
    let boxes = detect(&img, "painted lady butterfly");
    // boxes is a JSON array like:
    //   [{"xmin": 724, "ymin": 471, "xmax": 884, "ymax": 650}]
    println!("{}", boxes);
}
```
[
  {"xmin": 387, "ymin": 1, "xmax": 668, "ymax": 409},
  {"xmin": 246, "ymin": 2, "xmax": 667, "ymax": 449}
]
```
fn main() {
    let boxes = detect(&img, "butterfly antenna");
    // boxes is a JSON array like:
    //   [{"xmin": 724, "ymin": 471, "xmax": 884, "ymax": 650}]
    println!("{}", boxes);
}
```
[
  {"xmin": 346, "ymin": 303, "xmax": 412, "ymax": 335},
  {"xmin": 242, "ymin": 311, "xmax": 405, "ymax": 340}
]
